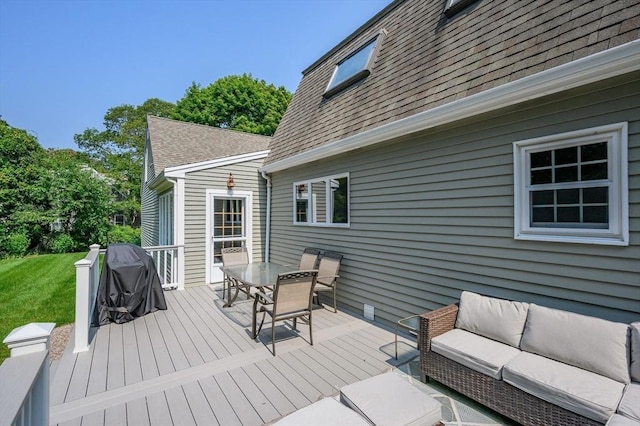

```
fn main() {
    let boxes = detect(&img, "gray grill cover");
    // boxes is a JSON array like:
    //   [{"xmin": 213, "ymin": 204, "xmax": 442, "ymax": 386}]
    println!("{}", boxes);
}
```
[{"xmin": 94, "ymin": 243, "xmax": 167, "ymax": 325}]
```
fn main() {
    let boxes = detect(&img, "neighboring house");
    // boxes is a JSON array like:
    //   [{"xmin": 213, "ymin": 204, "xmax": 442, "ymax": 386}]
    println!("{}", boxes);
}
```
[
  {"xmin": 260, "ymin": 0, "xmax": 640, "ymax": 325},
  {"xmin": 142, "ymin": 116, "xmax": 270, "ymax": 287}
]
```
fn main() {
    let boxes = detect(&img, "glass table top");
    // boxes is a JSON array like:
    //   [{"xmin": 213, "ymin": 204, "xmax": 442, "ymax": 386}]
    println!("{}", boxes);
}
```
[{"xmin": 220, "ymin": 262, "xmax": 294, "ymax": 287}]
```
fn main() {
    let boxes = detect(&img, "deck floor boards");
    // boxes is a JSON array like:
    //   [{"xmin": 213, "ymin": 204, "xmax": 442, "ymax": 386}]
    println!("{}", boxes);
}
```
[{"xmin": 49, "ymin": 285, "xmax": 414, "ymax": 426}]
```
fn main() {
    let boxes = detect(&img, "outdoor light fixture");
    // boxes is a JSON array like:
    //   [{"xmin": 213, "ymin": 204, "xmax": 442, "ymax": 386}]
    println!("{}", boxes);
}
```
[{"xmin": 226, "ymin": 173, "xmax": 235, "ymax": 189}]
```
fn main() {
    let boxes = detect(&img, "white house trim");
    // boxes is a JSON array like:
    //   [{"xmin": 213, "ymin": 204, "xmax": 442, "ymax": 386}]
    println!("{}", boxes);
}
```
[
  {"xmin": 166, "ymin": 177, "xmax": 186, "ymax": 290},
  {"xmin": 261, "ymin": 40, "xmax": 640, "ymax": 173},
  {"xmin": 165, "ymin": 150, "xmax": 270, "ymax": 178}
]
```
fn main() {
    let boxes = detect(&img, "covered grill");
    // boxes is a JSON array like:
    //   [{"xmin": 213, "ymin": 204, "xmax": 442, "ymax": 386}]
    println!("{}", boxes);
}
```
[{"xmin": 94, "ymin": 243, "xmax": 167, "ymax": 325}]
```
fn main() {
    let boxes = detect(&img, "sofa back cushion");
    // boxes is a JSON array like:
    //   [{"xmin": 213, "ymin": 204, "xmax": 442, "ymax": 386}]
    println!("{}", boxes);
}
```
[
  {"xmin": 455, "ymin": 291, "xmax": 529, "ymax": 347},
  {"xmin": 520, "ymin": 304, "xmax": 630, "ymax": 384},
  {"xmin": 631, "ymin": 322, "xmax": 640, "ymax": 382}
]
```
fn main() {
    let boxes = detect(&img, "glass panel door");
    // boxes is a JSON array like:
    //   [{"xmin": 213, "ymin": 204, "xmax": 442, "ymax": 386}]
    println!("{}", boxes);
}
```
[{"xmin": 211, "ymin": 196, "xmax": 247, "ymax": 282}]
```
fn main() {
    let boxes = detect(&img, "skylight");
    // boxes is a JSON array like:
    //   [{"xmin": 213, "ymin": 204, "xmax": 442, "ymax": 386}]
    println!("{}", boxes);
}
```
[{"xmin": 323, "ymin": 30, "xmax": 386, "ymax": 98}]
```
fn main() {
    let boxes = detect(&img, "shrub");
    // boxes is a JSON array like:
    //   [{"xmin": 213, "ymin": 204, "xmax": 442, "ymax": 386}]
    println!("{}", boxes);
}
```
[
  {"xmin": 4, "ymin": 232, "xmax": 30, "ymax": 257},
  {"xmin": 51, "ymin": 233, "xmax": 76, "ymax": 253},
  {"xmin": 107, "ymin": 225, "xmax": 141, "ymax": 246}
]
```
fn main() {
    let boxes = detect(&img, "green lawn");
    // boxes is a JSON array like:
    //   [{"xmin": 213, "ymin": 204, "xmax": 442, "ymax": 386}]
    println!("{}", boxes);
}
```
[{"xmin": 0, "ymin": 252, "xmax": 87, "ymax": 363}]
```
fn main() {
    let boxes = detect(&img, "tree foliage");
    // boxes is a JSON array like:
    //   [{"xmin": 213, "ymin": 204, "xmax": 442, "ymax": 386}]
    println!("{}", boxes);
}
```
[
  {"xmin": 0, "ymin": 119, "xmax": 115, "ymax": 257},
  {"xmin": 74, "ymin": 98, "xmax": 175, "ymax": 225},
  {"xmin": 47, "ymin": 150, "xmax": 113, "ymax": 250},
  {"xmin": 172, "ymin": 73, "xmax": 292, "ymax": 136},
  {"xmin": 0, "ymin": 119, "xmax": 51, "ymax": 255}
]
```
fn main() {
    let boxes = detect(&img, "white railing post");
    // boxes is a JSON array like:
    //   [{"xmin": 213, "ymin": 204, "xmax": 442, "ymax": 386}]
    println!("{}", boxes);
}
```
[
  {"xmin": 1, "ymin": 322, "xmax": 55, "ymax": 426},
  {"xmin": 74, "ymin": 244, "xmax": 100, "ymax": 353},
  {"xmin": 177, "ymin": 245, "xmax": 185, "ymax": 291}
]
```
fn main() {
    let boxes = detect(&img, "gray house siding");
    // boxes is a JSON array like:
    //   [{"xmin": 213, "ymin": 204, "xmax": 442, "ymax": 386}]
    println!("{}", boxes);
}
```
[
  {"xmin": 141, "ymin": 148, "xmax": 158, "ymax": 247},
  {"xmin": 267, "ymin": 73, "xmax": 640, "ymax": 325},
  {"xmin": 183, "ymin": 158, "xmax": 267, "ymax": 287}
]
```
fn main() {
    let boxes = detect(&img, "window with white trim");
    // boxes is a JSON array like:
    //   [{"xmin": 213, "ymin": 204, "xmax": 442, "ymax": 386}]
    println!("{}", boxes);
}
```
[
  {"xmin": 158, "ymin": 191, "xmax": 174, "ymax": 245},
  {"xmin": 294, "ymin": 173, "xmax": 349, "ymax": 226},
  {"xmin": 513, "ymin": 123, "xmax": 628, "ymax": 246}
]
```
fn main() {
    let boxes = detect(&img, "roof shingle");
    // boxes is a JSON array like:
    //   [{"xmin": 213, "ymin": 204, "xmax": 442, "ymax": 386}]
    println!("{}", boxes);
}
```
[
  {"xmin": 147, "ymin": 116, "xmax": 270, "ymax": 177},
  {"xmin": 266, "ymin": 0, "xmax": 640, "ymax": 165}
]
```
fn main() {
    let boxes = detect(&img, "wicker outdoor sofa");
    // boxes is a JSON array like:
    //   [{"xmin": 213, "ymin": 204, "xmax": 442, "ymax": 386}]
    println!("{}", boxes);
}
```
[{"xmin": 419, "ymin": 291, "xmax": 640, "ymax": 426}]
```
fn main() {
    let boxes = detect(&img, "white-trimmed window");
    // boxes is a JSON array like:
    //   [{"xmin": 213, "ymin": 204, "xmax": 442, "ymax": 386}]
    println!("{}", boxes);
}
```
[
  {"xmin": 513, "ymin": 123, "xmax": 628, "ymax": 246},
  {"xmin": 158, "ymin": 191, "xmax": 174, "ymax": 245},
  {"xmin": 323, "ymin": 30, "xmax": 386, "ymax": 99},
  {"xmin": 294, "ymin": 173, "xmax": 349, "ymax": 226}
]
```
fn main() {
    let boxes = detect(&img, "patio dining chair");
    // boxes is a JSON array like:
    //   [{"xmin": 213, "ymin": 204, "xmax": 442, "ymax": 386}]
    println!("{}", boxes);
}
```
[
  {"xmin": 251, "ymin": 270, "xmax": 318, "ymax": 356},
  {"xmin": 221, "ymin": 246, "xmax": 250, "ymax": 300},
  {"xmin": 298, "ymin": 247, "xmax": 321, "ymax": 269},
  {"xmin": 313, "ymin": 251, "xmax": 343, "ymax": 313}
]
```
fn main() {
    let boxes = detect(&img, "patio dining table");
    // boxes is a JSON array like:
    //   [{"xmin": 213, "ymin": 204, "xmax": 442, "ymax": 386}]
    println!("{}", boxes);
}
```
[{"xmin": 220, "ymin": 262, "xmax": 293, "ymax": 307}]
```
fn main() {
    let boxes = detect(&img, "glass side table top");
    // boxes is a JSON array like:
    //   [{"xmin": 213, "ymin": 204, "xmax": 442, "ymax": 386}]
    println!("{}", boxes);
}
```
[
  {"xmin": 397, "ymin": 314, "xmax": 420, "ymax": 333},
  {"xmin": 395, "ymin": 314, "xmax": 420, "ymax": 359}
]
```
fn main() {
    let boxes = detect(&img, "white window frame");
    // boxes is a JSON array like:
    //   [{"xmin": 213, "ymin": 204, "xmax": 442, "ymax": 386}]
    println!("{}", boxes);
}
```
[
  {"xmin": 513, "ymin": 122, "xmax": 628, "ymax": 246},
  {"xmin": 293, "ymin": 173, "xmax": 350, "ymax": 227},
  {"xmin": 158, "ymin": 190, "xmax": 174, "ymax": 245}
]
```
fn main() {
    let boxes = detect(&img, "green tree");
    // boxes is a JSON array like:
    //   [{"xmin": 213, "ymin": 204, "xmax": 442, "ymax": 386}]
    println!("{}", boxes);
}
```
[
  {"xmin": 74, "ymin": 98, "xmax": 175, "ymax": 226},
  {"xmin": 47, "ymin": 150, "xmax": 113, "ymax": 251},
  {"xmin": 172, "ymin": 73, "xmax": 292, "ymax": 136},
  {"xmin": 0, "ymin": 119, "xmax": 52, "ymax": 255},
  {"xmin": 0, "ymin": 120, "xmax": 115, "ymax": 256}
]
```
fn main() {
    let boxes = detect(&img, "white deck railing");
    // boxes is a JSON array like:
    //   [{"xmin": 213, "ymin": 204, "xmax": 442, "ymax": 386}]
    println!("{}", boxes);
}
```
[
  {"xmin": 0, "ymin": 322, "xmax": 55, "ymax": 426},
  {"xmin": 144, "ymin": 244, "xmax": 183, "ymax": 290},
  {"xmin": 74, "ymin": 244, "xmax": 101, "ymax": 353}
]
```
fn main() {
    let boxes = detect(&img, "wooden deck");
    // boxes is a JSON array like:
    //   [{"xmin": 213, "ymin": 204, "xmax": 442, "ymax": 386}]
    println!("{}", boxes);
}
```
[{"xmin": 49, "ymin": 285, "xmax": 417, "ymax": 426}]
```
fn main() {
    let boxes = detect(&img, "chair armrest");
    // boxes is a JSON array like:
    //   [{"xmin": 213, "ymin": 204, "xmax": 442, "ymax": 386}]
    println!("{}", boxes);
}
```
[
  {"xmin": 254, "ymin": 291, "xmax": 274, "ymax": 305},
  {"xmin": 317, "ymin": 275, "xmax": 339, "ymax": 285},
  {"xmin": 419, "ymin": 304, "xmax": 458, "ymax": 353}
]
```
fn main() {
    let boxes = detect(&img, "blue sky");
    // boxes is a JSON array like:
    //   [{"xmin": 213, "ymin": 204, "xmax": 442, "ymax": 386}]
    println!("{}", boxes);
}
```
[{"xmin": 0, "ymin": 0, "xmax": 391, "ymax": 150}]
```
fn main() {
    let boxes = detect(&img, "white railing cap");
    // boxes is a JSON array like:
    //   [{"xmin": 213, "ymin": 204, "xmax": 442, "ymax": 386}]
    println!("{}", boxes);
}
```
[{"xmin": 4, "ymin": 323, "xmax": 55, "ymax": 356}]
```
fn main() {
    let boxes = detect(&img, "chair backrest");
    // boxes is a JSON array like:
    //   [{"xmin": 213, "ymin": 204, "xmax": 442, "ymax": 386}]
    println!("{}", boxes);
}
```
[
  {"xmin": 317, "ymin": 251, "xmax": 343, "ymax": 286},
  {"xmin": 273, "ymin": 270, "xmax": 318, "ymax": 315},
  {"xmin": 298, "ymin": 248, "xmax": 321, "ymax": 269},
  {"xmin": 221, "ymin": 246, "xmax": 249, "ymax": 266}
]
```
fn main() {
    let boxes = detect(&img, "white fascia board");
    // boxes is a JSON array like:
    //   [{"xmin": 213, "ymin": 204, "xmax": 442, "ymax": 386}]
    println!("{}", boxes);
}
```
[
  {"xmin": 165, "ymin": 150, "xmax": 270, "ymax": 178},
  {"xmin": 262, "ymin": 40, "xmax": 640, "ymax": 173}
]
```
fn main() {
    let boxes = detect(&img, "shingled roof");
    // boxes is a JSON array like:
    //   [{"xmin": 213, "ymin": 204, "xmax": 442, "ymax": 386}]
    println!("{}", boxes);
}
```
[
  {"xmin": 265, "ymin": 0, "xmax": 639, "ymax": 166},
  {"xmin": 147, "ymin": 116, "xmax": 270, "ymax": 177}
]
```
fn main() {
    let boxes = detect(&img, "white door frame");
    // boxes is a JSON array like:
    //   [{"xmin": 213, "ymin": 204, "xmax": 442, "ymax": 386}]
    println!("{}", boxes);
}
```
[{"xmin": 205, "ymin": 189, "xmax": 253, "ymax": 284}]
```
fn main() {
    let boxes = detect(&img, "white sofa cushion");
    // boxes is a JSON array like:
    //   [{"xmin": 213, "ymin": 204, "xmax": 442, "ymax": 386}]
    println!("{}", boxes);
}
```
[
  {"xmin": 606, "ymin": 414, "xmax": 640, "ymax": 426},
  {"xmin": 503, "ymin": 352, "xmax": 625, "ymax": 423},
  {"xmin": 519, "ymin": 304, "xmax": 630, "ymax": 383},
  {"xmin": 455, "ymin": 291, "xmax": 529, "ymax": 347},
  {"xmin": 630, "ymin": 322, "xmax": 640, "ymax": 382},
  {"xmin": 340, "ymin": 372, "xmax": 442, "ymax": 426},
  {"xmin": 431, "ymin": 328, "xmax": 521, "ymax": 379},
  {"xmin": 273, "ymin": 397, "xmax": 370, "ymax": 426},
  {"xmin": 619, "ymin": 382, "xmax": 640, "ymax": 422}
]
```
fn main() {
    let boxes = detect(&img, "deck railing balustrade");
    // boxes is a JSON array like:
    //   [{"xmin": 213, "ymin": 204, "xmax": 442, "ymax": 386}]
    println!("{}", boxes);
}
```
[
  {"xmin": 0, "ymin": 322, "xmax": 55, "ymax": 426},
  {"xmin": 73, "ymin": 244, "xmax": 101, "ymax": 353},
  {"xmin": 144, "ymin": 244, "xmax": 184, "ymax": 290}
]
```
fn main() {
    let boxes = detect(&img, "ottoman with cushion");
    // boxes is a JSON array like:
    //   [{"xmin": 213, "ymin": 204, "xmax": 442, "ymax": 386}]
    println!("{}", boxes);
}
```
[
  {"xmin": 340, "ymin": 372, "xmax": 442, "ymax": 426},
  {"xmin": 273, "ymin": 371, "xmax": 442, "ymax": 426},
  {"xmin": 273, "ymin": 397, "xmax": 370, "ymax": 426}
]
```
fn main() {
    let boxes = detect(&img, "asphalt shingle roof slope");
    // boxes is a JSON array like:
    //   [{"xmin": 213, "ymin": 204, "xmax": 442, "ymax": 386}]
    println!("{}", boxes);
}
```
[
  {"xmin": 147, "ymin": 116, "xmax": 270, "ymax": 177},
  {"xmin": 266, "ymin": 0, "xmax": 640, "ymax": 165}
]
